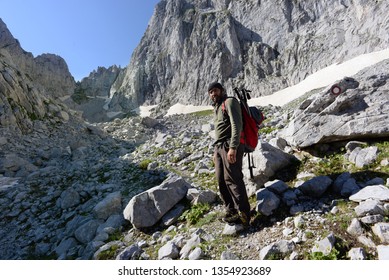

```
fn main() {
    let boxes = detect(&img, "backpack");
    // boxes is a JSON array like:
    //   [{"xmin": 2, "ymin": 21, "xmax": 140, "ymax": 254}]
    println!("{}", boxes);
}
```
[{"xmin": 221, "ymin": 88, "xmax": 265, "ymax": 178}]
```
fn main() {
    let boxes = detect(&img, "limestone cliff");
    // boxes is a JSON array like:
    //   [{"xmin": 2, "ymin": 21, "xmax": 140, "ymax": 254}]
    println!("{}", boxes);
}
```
[
  {"xmin": 0, "ymin": 19, "xmax": 75, "ymax": 99},
  {"xmin": 0, "ymin": 18, "xmax": 76, "ymax": 132},
  {"xmin": 108, "ymin": 0, "xmax": 389, "ymax": 113},
  {"xmin": 68, "ymin": 66, "xmax": 123, "ymax": 122}
]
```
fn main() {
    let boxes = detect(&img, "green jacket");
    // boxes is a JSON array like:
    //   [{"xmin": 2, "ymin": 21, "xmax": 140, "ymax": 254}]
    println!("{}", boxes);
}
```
[{"xmin": 213, "ymin": 96, "xmax": 243, "ymax": 149}]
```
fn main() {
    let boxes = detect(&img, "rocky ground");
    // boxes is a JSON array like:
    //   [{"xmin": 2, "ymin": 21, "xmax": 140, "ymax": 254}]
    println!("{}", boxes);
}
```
[
  {"xmin": 0, "ymin": 99, "xmax": 388, "ymax": 260},
  {"xmin": 0, "ymin": 112, "xmax": 164, "ymax": 259},
  {"xmin": 93, "ymin": 107, "xmax": 389, "ymax": 261}
]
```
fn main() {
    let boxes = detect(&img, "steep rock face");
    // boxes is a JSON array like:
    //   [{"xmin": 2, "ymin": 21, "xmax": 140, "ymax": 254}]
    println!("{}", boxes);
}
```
[
  {"xmin": 68, "ymin": 66, "xmax": 123, "ymax": 122},
  {"xmin": 0, "ymin": 49, "xmax": 73, "ymax": 133},
  {"xmin": 0, "ymin": 18, "xmax": 76, "ymax": 132},
  {"xmin": 0, "ymin": 50, "xmax": 47, "ymax": 132},
  {"xmin": 0, "ymin": 19, "xmax": 35, "ymax": 71},
  {"xmin": 33, "ymin": 53, "xmax": 75, "ymax": 99},
  {"xmin": 76, "ymin": 65, "xmax": 122, "ymax": 98},
  {"xmin": 0, "ymin": 19, "xmax": 75, "ymax": 101},
  {"xmin": 109, "ymin": 0, "xmax": 389, "ymax": 112}
]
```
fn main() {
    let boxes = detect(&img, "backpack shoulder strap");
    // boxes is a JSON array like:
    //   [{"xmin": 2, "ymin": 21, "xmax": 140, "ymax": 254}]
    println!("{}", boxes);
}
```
[{"xmin": 221, "ymin": 96, "xmax": 238, "ymax": 115}]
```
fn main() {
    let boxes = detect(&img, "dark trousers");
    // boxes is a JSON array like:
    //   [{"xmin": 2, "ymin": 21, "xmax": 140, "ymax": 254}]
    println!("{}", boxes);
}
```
[{"xmin": 214, "ymin": 143, "xmax": 251, "ymax": 218}]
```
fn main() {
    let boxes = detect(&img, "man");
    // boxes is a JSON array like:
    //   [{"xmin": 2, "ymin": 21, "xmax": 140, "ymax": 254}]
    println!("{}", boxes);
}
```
[{"xmin": 208, "ymin": 82, "xmax": 251, "ymax": 227}]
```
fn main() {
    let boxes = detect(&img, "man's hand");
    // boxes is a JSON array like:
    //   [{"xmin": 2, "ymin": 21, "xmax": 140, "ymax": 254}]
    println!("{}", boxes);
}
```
[{"xmin": 227, "ymin": 148, "xmax": 237, "ymax": 164}]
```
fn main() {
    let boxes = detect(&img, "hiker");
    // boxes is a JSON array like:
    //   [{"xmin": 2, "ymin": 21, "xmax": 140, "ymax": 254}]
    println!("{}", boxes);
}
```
[{"xmin": 208, "ymin": 82, "xmax": 251, "ymax": 227}]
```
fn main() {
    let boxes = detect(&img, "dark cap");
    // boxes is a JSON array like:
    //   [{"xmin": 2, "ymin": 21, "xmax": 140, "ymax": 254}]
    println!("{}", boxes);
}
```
[{"xmin": 208, "ymin": 82, "xmax": 224, "ymax": 92}]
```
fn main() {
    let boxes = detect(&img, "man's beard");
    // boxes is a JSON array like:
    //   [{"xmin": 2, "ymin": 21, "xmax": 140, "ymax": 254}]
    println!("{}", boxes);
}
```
[{"xmin": 211, "ymin": 95, "xmax": 223, "ymax": 106}]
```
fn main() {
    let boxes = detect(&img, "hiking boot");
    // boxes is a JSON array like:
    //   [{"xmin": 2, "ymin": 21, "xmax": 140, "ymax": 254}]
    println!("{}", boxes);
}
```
[
  {"xmin": 220, "ymin": 210, "xmax": 238, "ymax": 222},
  {"xmin": 222, "ymin": 213, "xmax": 242, "ymax": 224},
  {"xmin": 239, "ymin": 212, "xmax": 250, "ymax": 228},
  {"xmin": 223, "ymin": 212, "xmax": 250, "ymax": 228}
]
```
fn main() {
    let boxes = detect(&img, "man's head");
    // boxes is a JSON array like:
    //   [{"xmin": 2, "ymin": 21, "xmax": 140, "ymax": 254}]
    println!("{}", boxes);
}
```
[{"xmin": 208, "ymin": 82, "xmax": 225, "ymax": 105}]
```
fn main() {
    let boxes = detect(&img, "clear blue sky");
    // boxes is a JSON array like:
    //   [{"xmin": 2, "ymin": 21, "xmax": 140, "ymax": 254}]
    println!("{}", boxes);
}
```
[{"xmin": 0, "ymin": 0, "xmax": 160, "ymax": 81}]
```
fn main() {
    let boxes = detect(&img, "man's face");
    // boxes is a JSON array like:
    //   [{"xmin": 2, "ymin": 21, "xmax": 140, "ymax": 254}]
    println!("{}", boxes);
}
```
[{"xmin": 208, "ymin": 87, "xmax": 223, "ymax": 105}]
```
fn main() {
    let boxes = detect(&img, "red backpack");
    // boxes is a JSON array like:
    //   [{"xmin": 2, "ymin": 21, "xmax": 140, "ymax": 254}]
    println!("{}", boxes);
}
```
[{"xmin": 222, "ymin": 88, "xmax": 265, "ymax": 178}]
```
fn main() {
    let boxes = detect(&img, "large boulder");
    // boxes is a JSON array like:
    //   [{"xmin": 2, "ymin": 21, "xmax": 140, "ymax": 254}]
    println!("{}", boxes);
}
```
[
  {"xmin": 281, "ymin": 67, "xmax": 389, "ymax": 148},
  {"xmin": 123, "ymin": 174, "xmax": 190, "ymax": 229},
  {"xmin": 297, "ymin": 176, "xmax": 333, "ymax": 198},
  {"xmin": 243, "ymin": 141, "xmax": 298, "ymax": 186},
  {"xmin": 93, "ymin": 192, "xmax": 122, "ymax": 220},
  {"xmin": 349, "ymin": 185, "xmax": 389, "ymax": 203},
  {"xmin": 256, "ymin": 188, "xmax": 281, "ymax": 216}
]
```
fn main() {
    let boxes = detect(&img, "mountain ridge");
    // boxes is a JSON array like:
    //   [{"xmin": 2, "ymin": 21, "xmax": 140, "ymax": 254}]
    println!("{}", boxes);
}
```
[
  {"xmin": 105, "ymin": 0, "xmax": 389, "ymax": 115},
  {"xmin": 0, "ymin": 2, "xmax": 389, "ymax": 260}
]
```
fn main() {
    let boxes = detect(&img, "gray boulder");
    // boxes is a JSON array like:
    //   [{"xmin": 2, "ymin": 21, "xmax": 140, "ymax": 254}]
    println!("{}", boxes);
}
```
[
  {"xmin": 74, "ymin": 219, "xmax": 101, "ymax": 244},
  {"xmin": 221, "ymin": 251, "xmax": 240, "ymax": 260},
  {"xmin": 340, "ymin": 178, "xmax": 360, "ymax": 197},
  {"xmin": 161, "ymin": 204, "xmax": 185, "ymax": 226},
  {"xmin": 192, "ymin": 189, "xmax": 217, "ymax": 205},
  {"xmin": 354, "ymin": 199, "xmax": 384, "ymax": 217},
  {"xmin": 93, "ymin": 192, "xmax": 122, "ymax": 220},
  {"xmin": 282, "ymin": 189, "xmax": 298, "ymax": 207},
  {"xmin": 297, "ymin": 176, "xmax": 332, "ymax": 198},
  {"xmin": 59, "ymin": 188, "xmax": 81, "ymax": 209},
  {"xmin": 116, "ymin": 244, "xmax": 142, "ymax": 260},
  {"xmin": 222, "ymin": 223, "xmax": 245, "ymax": 235},
  {"xmin": 349, "ymin": 185, "xmax": 389, "ymax": 202},
  {"xmin": 332, "ymin": 172, "xmax": 351, "ymax": 194},
  {"xmin": 311, "ymin": 232, "xmax": 336, "ymax": 256},
  {"xmin": 158, "ymin": 241, "xmax": 179, "ymax": 260},
  {"xmin": 348, "ymin": 146, "xmax": 379, "ymax": 167},
  {"xmin": 347, "ymin": 248, "xmax": 367, "ymax": 260},
  {"xmin": 346, "ymin": 218, "xmax": 364, "ymax": 236},
  {"xmin": 180, "ymin": 235, "xmax": 201, "ymax": 259},
  {"xmin": 281, "ymin": 72, "xmax": 389, "ymax": 148},
  {"xmin": 141, "ymin": 116, "xmax": 160, "ymax": 128},
  {"xmin": 265, "ymin": 179, "xmax": 289, "ymax": 195},
  {"xmin": 256, "ymin": 188, "xmax": 281, "ymax": 216},
  {"xmin": 188, "ymin": 247, "xmax": 204, "ymax": 260},
  {"xmin": 372, "ymin": 223, "xmax": 389, "ymax": 243},
  {"xmin": 55, "ymin": 237, "xmax": 78, "ymax": 257},
  {"xmin": 123, "ymin": 174, "xmax": 190, "ymax": 228},
  {"xmin": 259, "ymin": 240, "xmax": 295, "ymax": 260},
  {"xmin": 360, "ymin": 215, "xmax": 384, "ymax": 225},
  {"xmin": 243, "ymin": 141, "xmax": 298, "ymax": 186},
  {"xmin": 377, "ymin": 245, "xmax": 389, "ymax": 260}
]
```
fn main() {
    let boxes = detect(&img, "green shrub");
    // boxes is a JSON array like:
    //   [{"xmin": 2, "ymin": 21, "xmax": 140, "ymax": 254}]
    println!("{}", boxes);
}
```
[
  {"xmin": 94, "ymin": 245, "xmax": 119, "ymax": 260},
  {"xmin": 309, "ymin": 248, "xmax": 339, "ymax": 260},
  {"xmin": 155, "ymin": 148, "xmax": 168, "ymax": 156},
  {"xmin": 71, "ymin": 88, "xmax": 89, "ymax": 104},
  {"xmin": 195, "ymin": 212, "xmax": 217, "ymax": 227},
  {"xmin": 259, "ymin": 126, "xmax": 277, "ymax": 135},
  {"xmin": 139, "ymin": 159, "xmax": 152, "ymax": 170},
  {"xmin": 181, "ymin": 203, "xmax": 211, "ymax": 225}
]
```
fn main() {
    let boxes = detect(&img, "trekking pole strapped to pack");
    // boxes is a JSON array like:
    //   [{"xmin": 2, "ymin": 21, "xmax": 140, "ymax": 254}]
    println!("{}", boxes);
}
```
[{"xmin": 232, "ymin": 87, "xmax": 265, "ymax": 179}]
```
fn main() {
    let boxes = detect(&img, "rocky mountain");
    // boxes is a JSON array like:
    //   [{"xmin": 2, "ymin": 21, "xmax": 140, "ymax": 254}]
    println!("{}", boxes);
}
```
[
  {"xmin": 106, "ymin": 0, "xmax": 389, "ymax": 115},
  {"xmin": 0, "ymin": 19, "xmax": 75, "ymax": 99},
  {"xmin": 1, "ymin": 56, "xmax": 388, "ymax": 260},
  {"xmin": 68, "ymin": 65, "xmax": 123, "ymax": 122},
  {"xmin": 0, "ymin": 18, "xmax": 76, "ymax": 133},
  {"xmin": 0, "ymin": 0, "xmax": 389, "ymax": 261}
]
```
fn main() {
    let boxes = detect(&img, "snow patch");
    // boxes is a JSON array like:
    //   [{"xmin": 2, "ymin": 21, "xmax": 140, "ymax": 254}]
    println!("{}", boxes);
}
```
[
  {"xmin": 249, "ymin": 47, "xmax": 389, "ymax": 107},
  {"xmin": 166, "ymin": 104, "xmax": 213, "ymax": 116},
  {"xmin": 163, "ymin": 47, "xmax": 389, "ymax": 115}
]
